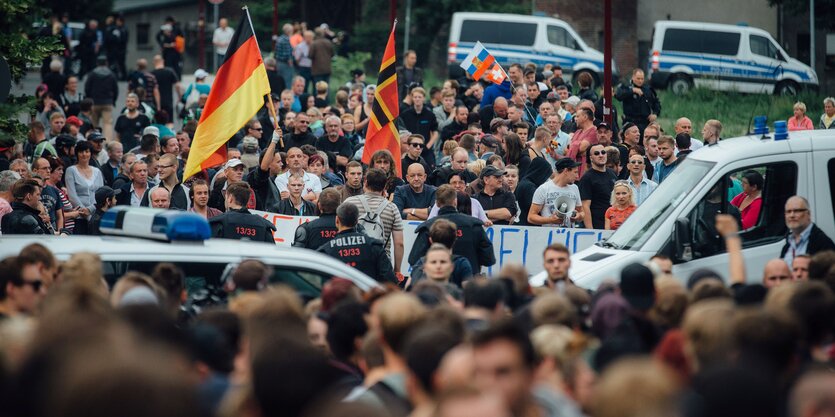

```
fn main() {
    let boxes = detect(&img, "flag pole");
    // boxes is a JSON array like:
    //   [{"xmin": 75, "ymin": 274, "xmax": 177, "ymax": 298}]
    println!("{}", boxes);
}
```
[
  {"xmin": 266, "ymin": 96, "xmax": 283, "ymax": 149},
  {"xmin": 507, "ymin": 77, "xmax": 538, "ymax": 125}
]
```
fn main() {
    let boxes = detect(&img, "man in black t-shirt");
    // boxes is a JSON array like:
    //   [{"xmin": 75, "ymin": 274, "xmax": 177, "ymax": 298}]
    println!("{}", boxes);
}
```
[
  {"xmin": 314, "ymin": 116, "xmax": 353, "ymax": 170},
  {"xmin": 401, "ymin": 134, "xmax": 430, "ymax": 180},
  {"xmin": 578, "ymin": 144, "xmax": 617, "ymax": 229},
  {"xmin": 281, "ymin": 112, "xmax": 316, "ymax": 152},
  {"xmin": 398, "ymin": 87, "xmax": 439, "ymax": 169},
  {"xmin": 151, "ymin": 55, "xmax": 180, "ymax": 118},
  {"xmin": 114, "ymin": 93, "xmax": 151, "ymax": 152},
  {"xmin": 473, "ymin": 166, "xmax": 518, "ymax": 225}
]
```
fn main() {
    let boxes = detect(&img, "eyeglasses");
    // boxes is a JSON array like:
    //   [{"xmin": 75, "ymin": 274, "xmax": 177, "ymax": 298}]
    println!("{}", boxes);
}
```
[
  {"xmin": 592, "ymin": 150, "xmax": 607, "ymax": 156},
  {"xmin": 409, "ymin": 143, "xmax": 424, "ymax": 148},
  {"xmin": 250, "ymin": 127, "xmax": 263, "ymax": 131},
  {"xmin": 629, "ymin": 160, "xmax": 644, "ymax": 165},
  {"xmin": 785, "ymin": 208, "xmax": 809, "ymax": 215},
  {"xmin": 21, "ymin": 279, "xmax": 43, "ymax": 292},
  {"xmin": 157, "ymin": 164, "xmax": 175, "ymax": 169}
]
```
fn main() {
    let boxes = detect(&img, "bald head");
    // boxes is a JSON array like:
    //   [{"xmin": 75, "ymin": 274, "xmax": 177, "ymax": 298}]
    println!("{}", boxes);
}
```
[
  {"xmin": 675, "ymin": 117, "xmax": 692, "ymax": 135},
  {"xmin": 137, "ymin": 58, "xmax": 148, "ymax": 70},
  {"xmin": 407, "ymin": 163, "xmax": 426, "ymax": 176},
  {"xmin": 493, "ymin": 97, "xmax": 508, "ymax": 117},
  {"xmin": 762, "ymin": 259, "xmax": 791, "ymax": 288},
  {"xmin": 150, "ymin": 187, "xmax": 170, "ymax": 209}
]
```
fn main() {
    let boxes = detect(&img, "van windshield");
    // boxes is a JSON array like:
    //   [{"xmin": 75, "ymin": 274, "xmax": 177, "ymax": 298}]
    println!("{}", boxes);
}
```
[{"xmin": 602, "ymin": 159, "xmax": 715, "ymax": 250}]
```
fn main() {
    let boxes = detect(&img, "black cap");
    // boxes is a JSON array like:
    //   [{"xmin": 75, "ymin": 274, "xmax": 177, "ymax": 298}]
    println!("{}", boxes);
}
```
[
  {"xmin": 55, "ymin": 134, "xmax": 77, "ymax": 148},
  {"xmin": 87, "ymin": 132, "xmax": 106, "ymax": 142},
  {"xmin": 554, "ymin": 158, "xmax": 579, "ymax": 172},
  {"xmin": 94, "ymin": 186, "xmax": 121, "ymax": 206},
  {"xmin": 480, "ymin": 134, "xmax": 499, "ymax": 148},
  {"xmin": 597, "ymin": 122, "xmax": 611, "ymax": 131},
  {"xmin": 620, "ymin": 263, "xmax": 655, "ymax": 311},
  {"xmin": 480, "ymin": 165, "xmax": 506, "ymax": 179}
]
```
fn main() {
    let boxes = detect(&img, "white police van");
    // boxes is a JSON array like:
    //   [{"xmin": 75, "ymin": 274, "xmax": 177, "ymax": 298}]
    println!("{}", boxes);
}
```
[
  {"xmin": 448, "ymin": 12, "xmax": 615, "ymax": 86},
  {"xmin": 531, "ymin": 123, "xmax": 835, "ymax": 289},
  {"xmin": 648, "ymin": 21, "xmax": 818, "ymax": 95},
  {"xmin": 0, "ymin": 207, "xmax": 380, "ymax": 301}
]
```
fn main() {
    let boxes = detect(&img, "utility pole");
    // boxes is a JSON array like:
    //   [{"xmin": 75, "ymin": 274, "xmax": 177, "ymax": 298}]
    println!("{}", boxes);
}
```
[
  {"xmin": 603, "ymin": 0, "xmax": 613, "ymax": 126},
  {"xmin": 810, "ymin": 0, "xmax": 815, "ymax": 70}
]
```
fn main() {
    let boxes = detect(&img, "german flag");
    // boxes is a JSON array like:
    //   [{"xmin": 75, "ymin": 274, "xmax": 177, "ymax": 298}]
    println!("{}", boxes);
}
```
[
  {"xmin": 183, "ymin": 8, "xmax": 270, "ymax": 181},
  {"xmin": 361, "ymin": 22, "xmax": 401, "ymax": 175}
]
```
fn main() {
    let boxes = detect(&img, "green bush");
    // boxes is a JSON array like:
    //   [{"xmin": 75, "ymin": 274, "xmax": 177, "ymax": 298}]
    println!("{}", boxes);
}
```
[{"xmin": 331, "ymin": 51, "xmax": 373, "ymax": 89}]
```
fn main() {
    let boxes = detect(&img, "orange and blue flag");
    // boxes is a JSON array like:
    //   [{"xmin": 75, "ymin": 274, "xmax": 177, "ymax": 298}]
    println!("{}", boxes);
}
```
[{"xmin": 460, "ymin": 41, "xmax": 507, "ymax": 84}]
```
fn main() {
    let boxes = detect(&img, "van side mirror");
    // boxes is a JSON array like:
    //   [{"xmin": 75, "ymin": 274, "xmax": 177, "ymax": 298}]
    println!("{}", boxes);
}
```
[{"xmin": 673, "ymin": 217, "xmax": 693, "ymax": 262}]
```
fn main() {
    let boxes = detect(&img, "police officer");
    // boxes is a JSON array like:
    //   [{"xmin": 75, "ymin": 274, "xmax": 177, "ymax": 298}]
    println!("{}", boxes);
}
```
[
  {"xmin": 408, "ymin": 184, "xmax": 495, "ymax": 274},
  {"xmin": 209, "ymin": 181, "xmax": 276, "ymax": 243},
  {"xmin": 317, "ymin": 201, "xmax": 396, "ymax": 284},
  {"xmin": 293, "ymin": 188, "xmax": 340, "ymax": 249},
  {"xmin": 615, "ymin": 68, "xmax": 661, "ymax": 142}
]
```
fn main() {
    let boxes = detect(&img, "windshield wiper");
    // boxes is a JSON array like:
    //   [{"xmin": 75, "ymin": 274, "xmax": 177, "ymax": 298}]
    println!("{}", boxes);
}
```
[{"xmin": 597, "ymin": 240, "xmax": 620, "ymax": 249}]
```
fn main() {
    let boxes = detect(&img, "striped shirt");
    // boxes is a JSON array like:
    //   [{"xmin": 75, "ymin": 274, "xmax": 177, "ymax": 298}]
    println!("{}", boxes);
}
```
[
  {"xmin": 343, "ymin": 193, "xmax": 403, "ymax": 252},
  {"xmin": 275, "ymin": 34, "xmax": 293, "ymax": 64}
]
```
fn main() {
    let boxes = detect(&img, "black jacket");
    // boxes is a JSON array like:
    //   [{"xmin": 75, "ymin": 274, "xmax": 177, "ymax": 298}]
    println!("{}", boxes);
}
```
[
  {"xmin": 780, "ymin": 224, "xmax": 835, "ymax": 258},
  {"xmin": 614, "ymin": 82, "xmax": 661, "ymax": 123},
  {"xmin": 209, "ymin": 208, "xmax": 276, "ymax": 243},
  {"xmin": 408, "ymin": 206, "xmax": 495, "ymax": 272},
  {"xmin": 440, "ymin": 120, "xmax": 467, "ymax": 141},
  {"xmin": 116, "ymin": 182, "xmax": 150, "ymax": 207},
  {"xmin": 317, "ymin": 228, "xmax": 396, "ymax": 284},
  {"xmin": 89, "ymin": 208, "xmax": 105, "ymax": 235},
  {"xmin": 428, "ymin": 167, "xmax": 477, "ymax": 187},
  {"xmin": 1, "ymin": 202, "xmax": 51, "ymax": 235},
  {"xmin": 270, "ymin": 198, "xmax": 318, "ymax": 217},
  {"xmin": 84, "ymin": 66, "xmax": 119, "ymax": 105},
  {"xmin": 293, "ymin": 214, "xmax": 338, "ymax": 250}
]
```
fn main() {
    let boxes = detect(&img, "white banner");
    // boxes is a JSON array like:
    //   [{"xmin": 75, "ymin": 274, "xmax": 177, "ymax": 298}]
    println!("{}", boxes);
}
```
[{"xmin": 252, "ymin": 211, "xmax": 613, "ymax": 276}]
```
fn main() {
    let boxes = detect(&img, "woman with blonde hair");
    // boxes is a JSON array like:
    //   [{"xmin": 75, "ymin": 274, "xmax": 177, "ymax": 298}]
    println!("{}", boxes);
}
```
[
  {"xmin": 788, "ymin": 101, "xmax": 814, "ymax": 131},
  {"xmin": 605, "ymin": 180, "xmax": 636, "ymax": 230}
]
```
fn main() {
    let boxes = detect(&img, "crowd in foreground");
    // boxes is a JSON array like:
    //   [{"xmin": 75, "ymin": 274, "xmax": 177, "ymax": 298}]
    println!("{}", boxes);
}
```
[{"xmin": 1, "ymin": 204, "xmax": 835, "ymax": 417}]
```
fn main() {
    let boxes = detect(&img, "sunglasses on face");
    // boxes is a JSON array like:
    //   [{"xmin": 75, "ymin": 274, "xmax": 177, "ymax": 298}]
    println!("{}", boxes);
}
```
[
  {"xmin": 592, "ymin": 150, "xmax": 607, "ymax": 156},
  {"xmin": 629, "ymin": 160, "xmax": 644, "ymax": 165},
  {"xmin": 409, "ymin": 143, "xmax": 424, "ymax": 148},
  {"xmin": 22, "ymin": 279, "xmax": 43, "ymax": 292},
  {"xmin": 250, "ymin": 127, "xmax": 263, "ymax": 131}
]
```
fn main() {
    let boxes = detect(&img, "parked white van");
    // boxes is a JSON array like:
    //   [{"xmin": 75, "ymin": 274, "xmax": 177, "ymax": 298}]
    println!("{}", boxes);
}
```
[
  {"xmin": 448, "ymin": 12, "xmax": 615, "ymax": 86},
  {"xmin": 530, "ymin": 129, "xmax": 835, "ymax": 289},
  {"xmin": 648, "ymin": 21, "xmax": 818, "ymax": 95}
]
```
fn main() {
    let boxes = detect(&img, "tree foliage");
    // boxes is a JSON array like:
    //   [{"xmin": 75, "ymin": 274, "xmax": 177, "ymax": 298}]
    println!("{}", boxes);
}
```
[
  {"xmin": 38, "ymin": 0, "xmax": 113, "ymax": 23},
  {"xmin": 0, "ymin": 0, "xmax": 64, "ymax": 139},
  {"xmin": 768, "ymin": 0, "xmax": 835, "ymax": 30}
]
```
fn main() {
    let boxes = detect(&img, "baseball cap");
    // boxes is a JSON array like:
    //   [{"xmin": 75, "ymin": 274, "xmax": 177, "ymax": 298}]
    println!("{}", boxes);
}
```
[
  {"xmin": 490, "ymin": 117, "xmax": 510, "ymax": 131},
  {"xmin": 55, "ymin": 134, "xmax": 77, "ymax": 148},
  {"xmin": 194, "ymin": 69, "xmax": 209, "ymax": 79},
  {"xmin": 143, "ymin": 126, "xmax": 160, "ymax": 138},
  {"xmin": 554, "ymin": 158, "xmax": 579, "ymax": 172},
  {"xmin": 480, "ymin": 165, "xmax": 506, "ymax": 179},
  {"xmin": 224, "ymin": 159, "xmax": 245, "ymax": 170},
  {"xmin": 242, "ymin": 136, "xmax": 259, "ymax": 151},
  {"xmin": 87, "ymin": 132, "xmax": 106, "ymax": 142},
  {"xmin": 597, "ymin": 122, "xmax": 611, "ymax": 131},
  {"xmin": 562, "ymin": 96, "xmax": 581, "ymax": 107},
  {"xmin": 0, "ymin": 137, "xmax": 14, "ymax": 152},
  {"xmin": 620, "ymin": 263, "xmax": 655, "ymax": 311},
  {"xmin": 66, "ymin": 116, "xmax": 83, "ymax": 127},
  {"xmin": 95, "ymin": 186, "xmax": 121, "ymax": 206},
  {"xmin": 480, "ymin": 134, "xmax": 499, "ymax": 149},
  {"xmin": 546, "ymin": 91, "xmax": 559, "ymax": 102}
]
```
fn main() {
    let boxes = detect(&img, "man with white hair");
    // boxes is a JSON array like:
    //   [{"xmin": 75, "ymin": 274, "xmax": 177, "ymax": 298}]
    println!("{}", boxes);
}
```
[
  {"xmin": 149, "ymin": 186, "xmax": 170, "ymax": 209},
  {"xmin": 212, "ymin": 17, "xmax": 234, "ymax": 71},
  {"xmin": 0, "ymin": 170, "xmax": 22, "ymax": 232},
  {"xmin": 315, "ymin": 115, "xmax": 352, "ymax": 169}
]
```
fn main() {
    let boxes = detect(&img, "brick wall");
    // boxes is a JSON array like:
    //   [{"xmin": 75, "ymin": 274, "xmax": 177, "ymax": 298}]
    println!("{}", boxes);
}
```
[{"xmin": 535, "ymin": 0, "xmax": 639, "ymax": 75}]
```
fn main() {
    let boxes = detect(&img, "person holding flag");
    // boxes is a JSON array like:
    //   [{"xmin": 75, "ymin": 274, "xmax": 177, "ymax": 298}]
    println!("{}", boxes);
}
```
[{"xmin": 462, "ymin": 41, "xmax": 513, "ymax": 107}]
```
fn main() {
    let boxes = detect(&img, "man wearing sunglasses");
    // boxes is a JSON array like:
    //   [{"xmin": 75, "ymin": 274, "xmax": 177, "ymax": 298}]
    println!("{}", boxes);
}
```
[
  {"xmin": 401, "ymin": 134, "xmax": 430, "ymax": 180},
  {"xmin": 578, "ymin": 144, "xmax": 617, "ymax": 229},
  {"xmin": 280, "ymin": 112, "xmax": 316, "ymax": 152},
  {"xmin": 625, "ymin": 155, "xmax": 657, "ymax": 206},
  {"xmin": 0, "ymin": 256, "xmax": 46, "ymax": 318}
]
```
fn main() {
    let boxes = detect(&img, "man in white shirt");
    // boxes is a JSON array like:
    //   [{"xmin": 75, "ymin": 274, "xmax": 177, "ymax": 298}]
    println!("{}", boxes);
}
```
[
  {"xmin": 528, "ymin": 159, "xmax": 583, "ymax": 227},
  {"xmin": 674, "ymin": 117, "xmax": 703, "ymax": 151},
  {"xmin": 212, "ymin": 18, "xmax": 234, "ymax": 71},
  {"xmin": 274, "ymin": 147, "xmax": 321, "ymax": 201}
]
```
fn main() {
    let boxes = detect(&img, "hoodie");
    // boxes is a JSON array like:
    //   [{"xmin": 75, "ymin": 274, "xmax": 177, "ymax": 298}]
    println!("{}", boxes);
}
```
[
  {"xmin": 480, "ymin": 80, "xmax": 513, "ymax": 108},
  {"xmin": 84, "ymin": 66, "xmax": 119, "ymax": 105},
  {"xmin": 515, "ymin": 157, "xmax": 554, "ymax": 226}
]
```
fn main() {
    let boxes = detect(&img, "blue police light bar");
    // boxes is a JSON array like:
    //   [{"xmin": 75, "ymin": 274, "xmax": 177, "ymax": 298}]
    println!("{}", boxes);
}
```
[{"xmin": 100, "ymin": 207, "xmax": 210, "ymax": 241}]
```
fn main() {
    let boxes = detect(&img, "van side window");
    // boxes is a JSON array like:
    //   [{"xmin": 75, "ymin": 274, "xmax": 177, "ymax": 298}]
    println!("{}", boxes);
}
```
[
  {"xmin": 750, "ymin": 35, "xmax": 783, "ymax": 60},
  {"xmin": 828, "ymin": 158, "xmax": 835, "ymax": 218},
  {"xmin": 460, "ymin": 20, "xmax": 536, "ymax": 47},
  {"xmin": 662, "ymin": 28, "xmax": 740, "ymax": 55},
  {"xmin": 547, "ymin": 26, "xmax": 579, "ymax": 50},
  {"xmin": 685, "ymin": 162, "xmax": 796, "ymax": 260}
]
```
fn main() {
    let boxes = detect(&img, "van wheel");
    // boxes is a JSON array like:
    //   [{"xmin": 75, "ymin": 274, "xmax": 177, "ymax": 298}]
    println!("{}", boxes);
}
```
[
  {"xmin": 669, "ymin": 75, "xmax": 692, "ymax": 95},
  {"xmin": 573, "ymin": 70, "xmax": 599, "ymax": 90},
  {"xmin": 774, "ymin": 81, "xmax": 799, "ymax": 96}
]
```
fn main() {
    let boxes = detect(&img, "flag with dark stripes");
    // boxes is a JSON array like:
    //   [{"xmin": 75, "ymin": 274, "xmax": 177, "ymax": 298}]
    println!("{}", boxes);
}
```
[
  {"xmin": 361, "ymin": 22, "xmax": 401, "ymax": 175},
  {"xmin": 183, "ymin": 7, "xmax": 270, "ymax": 181}
]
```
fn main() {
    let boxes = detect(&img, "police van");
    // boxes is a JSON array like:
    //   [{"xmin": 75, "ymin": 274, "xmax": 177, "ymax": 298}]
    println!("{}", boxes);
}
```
[
  {"xmin": 648, "ymin": 21, "xmax": 818, "ymax": 95},
  {"xmin": 531, "ymin": 124, "xmax": 835, "ymax": 289},
  {"xmin": 0, "ymin": 208, "xmax": 380, "ymax": 301},
  {"xmin": 447, "ymin": 12, "xmax": 615, "ymax": 86}
]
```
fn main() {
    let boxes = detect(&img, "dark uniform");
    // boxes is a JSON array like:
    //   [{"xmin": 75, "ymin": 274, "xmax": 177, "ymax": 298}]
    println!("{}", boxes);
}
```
[
  {"xmin": 293, "ymin": 214, "xmax": 338, "ymax": 250},
  {"xmin": 317, "ymin": 228, "xmax": 396, "ymax": 284},
  {"xmin": 614, "ymin": 82, "xmax": 661, "ymax": 142},
  {"xmin": 208, "ymin": 208, "xmax": 276, "ymax": 244},
  {"xmin": 1, "ymin": 202, "xmax": 51, "ymax": 235},
  {"xmin": 408, "ymin": 206, "xmax": 496, "ymax": 275}
]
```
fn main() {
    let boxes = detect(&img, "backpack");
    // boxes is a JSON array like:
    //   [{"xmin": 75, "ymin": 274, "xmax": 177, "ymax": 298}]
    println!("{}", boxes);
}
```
[{"xmin": 356, "ymin": 195, "xmax": 388, "ymax": 244}]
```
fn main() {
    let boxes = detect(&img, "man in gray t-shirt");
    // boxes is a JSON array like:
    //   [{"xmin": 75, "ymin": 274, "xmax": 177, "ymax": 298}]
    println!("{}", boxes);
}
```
[{"xmin": 528, "ymin": 159, "xmax": 584, "ymax": 227}]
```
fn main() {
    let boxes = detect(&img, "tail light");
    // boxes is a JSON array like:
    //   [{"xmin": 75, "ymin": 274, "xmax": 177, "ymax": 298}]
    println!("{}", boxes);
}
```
[
  {"xmin": 651, "ymin": 50, "xmax": 660, "ymax": 72},
  {"xmin": 448, "ymin": 42, "xmax": 457, "ymax": 63}
]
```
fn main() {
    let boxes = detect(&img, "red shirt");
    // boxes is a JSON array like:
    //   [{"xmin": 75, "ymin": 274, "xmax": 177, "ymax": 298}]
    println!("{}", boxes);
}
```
[
  {"xmin": 567, "ymin": 126, "xmax": 598, "ymax": 177},
  {"xmin": 731, "ymin": 192, "xmax": 762, "ymax": 230},
  {"xmin": 605, "ymin": 204, "xmax": 637, "ymax": 230}
]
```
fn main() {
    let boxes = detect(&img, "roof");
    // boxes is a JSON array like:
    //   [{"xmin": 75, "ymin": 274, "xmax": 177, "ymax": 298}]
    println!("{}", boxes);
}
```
[
  {"xmin": 653, "ymin": 20, "xmax": 773, "ymax": 37},
  {"xmin": 113, "ymin": 0, "xmax": 192, "ymax": 14},
  {"xmin": 688, "ymin": 129, "xmax": 835, "ymax": 166}
]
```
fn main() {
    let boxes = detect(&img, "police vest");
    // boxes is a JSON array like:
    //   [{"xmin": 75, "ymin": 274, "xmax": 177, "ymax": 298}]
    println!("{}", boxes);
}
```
[
  {"xmin": 294, "ymin": 214, "xmax": 338, "ymax": 249},
  {"xmin": 210, "ymin": 208, "xmax": 276, "ymax": 243},
  {"xmin": 318, "ymin": 229, "xmax": 387, "ymax": 279}
]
